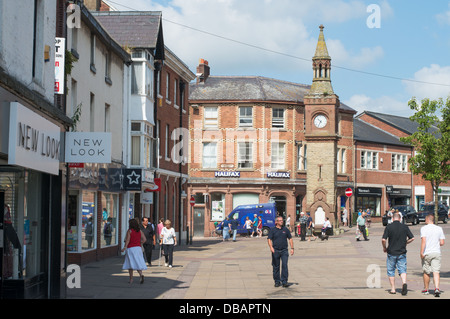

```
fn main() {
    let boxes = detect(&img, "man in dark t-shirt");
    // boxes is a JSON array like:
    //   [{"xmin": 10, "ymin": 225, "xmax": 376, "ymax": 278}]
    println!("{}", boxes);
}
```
[
  {"xmin": 267, "ymin": 216, "xmax": 294, "ymax": 287},
  {"xmin": 382, "ymin": 212, "xmax": 414, "ymax": 295},
  {"xmin": 141, "ymin": 218, "xmax": 156, "ymax": 266}
]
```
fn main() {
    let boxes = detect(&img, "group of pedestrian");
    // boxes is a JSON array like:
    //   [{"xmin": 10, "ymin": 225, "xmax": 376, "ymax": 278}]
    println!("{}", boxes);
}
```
[
  {"xmin": 222, "ymin": 214, "xmax": 264, "ymax": 242},
  {"xmin": 297, "ymin": 212, "xmax": 316, "ymax": 241},
  {"xmin": 382, "ymin": 212, "xmax": 445, "ymax": 297},
  {"xmin": 121, "ymin": 217, "xmax": 177, "ymax": 284}
]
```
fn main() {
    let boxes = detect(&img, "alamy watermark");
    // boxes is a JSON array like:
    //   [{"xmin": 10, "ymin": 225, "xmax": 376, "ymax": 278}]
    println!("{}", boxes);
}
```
[
  {"xmin": 366, "ymin": 264, "xmax": 381, "ymax": 288},
  {"xmin": 67, "ymin": 264, "xmax": 81, "ymax": 289},
  {"xmin": 66, "ymin": 3, "xmax": 81, "ymax": 29},
  {"xmin": 367, "ymin": 4, "xmax": 381, "ymax": 29}
]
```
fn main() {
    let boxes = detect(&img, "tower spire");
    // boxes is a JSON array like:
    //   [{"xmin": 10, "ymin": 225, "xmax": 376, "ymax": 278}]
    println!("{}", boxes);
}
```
[{"xmin": 307, "ymin": 25, "xmax": 334, "ymax": 96}]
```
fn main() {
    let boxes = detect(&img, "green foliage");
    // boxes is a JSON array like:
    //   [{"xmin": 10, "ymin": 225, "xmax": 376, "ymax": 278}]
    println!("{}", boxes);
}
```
[
  {"xmin": 400, "ymin": 97, "xmax": 450, "ymax": 220},
  {"xmin": 65, "ymin": 49, "xmax": 77, "ymax": 77},
  {"xmin": 70, "ymin": 103, "xmax": 82, "ymax": 132}
]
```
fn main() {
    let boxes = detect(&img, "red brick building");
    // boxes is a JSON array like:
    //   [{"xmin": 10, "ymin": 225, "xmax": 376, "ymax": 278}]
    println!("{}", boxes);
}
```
[
  {"xmin": 356, "ymin": 111, "xmax": 450, "ymax": 214},
  {"xmin": 188, "ymin": 27, "xmax": 356, "ymax": 237},
  {"xmin": 155, "ymin": 47, "xmax": 195, "ymax": 240},
  {"xmin": 353, "ymin": 118, "xmax": 413, "ymax": 223}
]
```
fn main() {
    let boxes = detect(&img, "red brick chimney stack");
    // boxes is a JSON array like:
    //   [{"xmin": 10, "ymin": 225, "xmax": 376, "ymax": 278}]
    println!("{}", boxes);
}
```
[{"xmin": 196, "ymin": 58, "xmax": 210, "ymax": 84}]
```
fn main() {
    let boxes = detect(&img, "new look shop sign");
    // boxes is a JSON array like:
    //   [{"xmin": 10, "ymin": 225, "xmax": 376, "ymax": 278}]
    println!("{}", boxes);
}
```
[
  {"xmin": 8, "ymin": 102, "xmax": 61, "ymax": 175},
  {"xmin": 65, "ymin": 132, "xmax": 111, "ymax": 164}
]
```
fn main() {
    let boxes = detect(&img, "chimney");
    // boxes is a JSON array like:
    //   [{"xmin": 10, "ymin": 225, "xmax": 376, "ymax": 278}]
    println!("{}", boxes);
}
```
[{"xmin": 196, "ymin": 59, "xmax": 210, "ymax": 84}]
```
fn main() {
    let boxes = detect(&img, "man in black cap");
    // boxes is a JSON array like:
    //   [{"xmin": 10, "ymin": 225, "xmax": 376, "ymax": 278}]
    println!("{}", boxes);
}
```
[{"xmin": 267, "ymin": 216, "xmax": 294, "ymax": 287}]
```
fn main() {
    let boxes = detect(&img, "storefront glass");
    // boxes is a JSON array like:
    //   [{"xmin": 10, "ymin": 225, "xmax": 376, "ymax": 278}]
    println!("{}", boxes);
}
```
[
  {"xmin": 100, "ymin": 192, "xmax": 118, "ymax": 247},
  {"xmin": 211, "ymin": 193, "xmax": 225, "ymax": 221},
  {"xmin": 82, "ymin": 191, "xmax": 97, "ymax": 250},
  {"xmin": 356, "ymin": 196, "xmax": 381, "ymax": 217},
  {"xmin": 1, "ymin": 169, "xmax": 44, "ymax": 280}
]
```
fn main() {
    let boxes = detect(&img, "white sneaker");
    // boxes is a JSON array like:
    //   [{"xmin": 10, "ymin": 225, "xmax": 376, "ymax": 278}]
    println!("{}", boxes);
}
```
[
  {"xmin": 169, "ymin": 265, "xmax": 172, "ymax": 268},
  {"xmin": 165, "ymin": 263, "xmax": 168, "ymax": 267}
]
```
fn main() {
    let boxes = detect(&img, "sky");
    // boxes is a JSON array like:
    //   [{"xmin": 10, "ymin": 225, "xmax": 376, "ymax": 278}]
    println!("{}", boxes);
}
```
[{"xmin": 106, "ymin": 0, "xmax": 450, "ymax": 117}]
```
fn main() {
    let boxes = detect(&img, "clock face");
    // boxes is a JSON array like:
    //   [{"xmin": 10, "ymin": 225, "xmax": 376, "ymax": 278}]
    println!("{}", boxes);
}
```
[{"xmin": 314, "ymin": 115, "xmax": 327, "ymax": 128}]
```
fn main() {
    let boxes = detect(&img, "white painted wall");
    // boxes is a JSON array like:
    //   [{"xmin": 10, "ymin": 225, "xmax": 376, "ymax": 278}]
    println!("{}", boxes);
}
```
[
  {"xmin": 66, "ymin": 18, "xmax": 127, "ymax": 163},
  {"xmin": 0, "ymin": 0, "xmax": 57, "ymax": 104}
]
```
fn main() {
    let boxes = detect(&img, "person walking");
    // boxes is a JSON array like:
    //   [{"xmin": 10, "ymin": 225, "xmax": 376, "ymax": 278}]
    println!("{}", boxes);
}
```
[
  {"xmin": 382, "ymin": 212, "xmax": 415, "ymax": 295},
  {"xmin": 244, "ymin": 216, "xmax": 252, "ymax": 237},
  {"xmin": 160, "ymin": 220, "xmax": 177, "ymax": 268},
  {"xmin": 140, "ymin": 217, "xmax": 156, "ymax": 266},
  {"xmin": 122, "ymin": 219, "xmax": 147, "ymax": 284},
  {"xmin": 267, "ymin": 216, "xmax": 294, "ymax": 288},
  {"xmin": 286, "ymin": 215, "xmax": 291, "ymax": 232},
  {"xmin": 299, "ymin": 212, "xmax": 307, "ymax": 241},
  {"xmin": 420, "ymin": 214, "xmax": 445, "ymax": 297},
  {"xmin": 251, "ymin": 214, "xmax": 258, "ymax": 237},
  {"xmin": 230, "ymin": 216, "xmax": 239, "ymax": 242},
  {"xmin": 222, "ymin": 217, "xmax": 231, "ymax": 242},
  {"xmin": 306, "ymin": 213, "xmax": 316, "ymax": 241},
  {"xmin": 342, "ymin": 208, "xmax": 348, "ymax": 227},
  {"xmin": 356, "ymin": 212, "xmax": 369, "ymax": 241},
  {"xmin": 257, "ymin": 216, "xmax": 263, "ymax": 238}
]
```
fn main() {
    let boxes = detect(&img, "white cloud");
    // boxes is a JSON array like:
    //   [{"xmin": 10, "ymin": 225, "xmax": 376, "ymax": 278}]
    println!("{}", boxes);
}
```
[
  {"xmin": 403, "ymin": 64, "xmax": 450, "ymax": 101},
  {"xmin": 436, "ymin": 2, "xmax": 450, "ymax": 25},
  {"xmin": 344, "ymin": 94, "xmax": 411, "ymax": 116},
  {"xmin": 109, "ymin": 0, "xmax": 385, "ymax": 81}
]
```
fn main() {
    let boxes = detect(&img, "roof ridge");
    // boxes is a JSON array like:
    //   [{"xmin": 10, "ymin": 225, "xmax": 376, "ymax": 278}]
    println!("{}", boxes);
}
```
[{"xmin": 204, "ymin": 75, "xmax": 311, "ymax": 87}]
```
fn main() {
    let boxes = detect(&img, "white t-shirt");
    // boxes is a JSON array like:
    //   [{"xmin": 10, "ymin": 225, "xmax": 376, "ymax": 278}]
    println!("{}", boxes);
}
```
[
  {"xmin": 161, "ymin": 227, "xmax": 176, "ymax": 245},
  {"xmin": 420, "ymin": 224, "xmax": 445, "ymax": 255},
  {"xmin": 323, "ymin": 220, "xmax": 332, "ymax": 228}
]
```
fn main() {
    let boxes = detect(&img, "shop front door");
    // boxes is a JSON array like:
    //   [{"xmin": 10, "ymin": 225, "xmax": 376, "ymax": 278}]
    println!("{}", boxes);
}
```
[{"xmin": 193, "ymin": 207, "xmax": 205, "ymax": 237}]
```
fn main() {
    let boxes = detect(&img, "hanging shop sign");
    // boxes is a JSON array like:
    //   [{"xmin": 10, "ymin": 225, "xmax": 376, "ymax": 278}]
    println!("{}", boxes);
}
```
[
  {"xmin": 8, "ymin": 102, "xmax": 61, "ymax": 175},
  {"xmin": 65, "ymin": 132, "xmax": 112, "ymax": 163},
  {"xmin": 55, "ymin": 37, "xmax": 65, "ymax": 95}
]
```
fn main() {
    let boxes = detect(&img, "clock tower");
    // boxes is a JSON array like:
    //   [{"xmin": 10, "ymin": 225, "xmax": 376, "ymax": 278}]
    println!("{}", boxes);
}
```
[{"xmin": 304, "ymin": 25, "xmax": 340, "ymax": 228}]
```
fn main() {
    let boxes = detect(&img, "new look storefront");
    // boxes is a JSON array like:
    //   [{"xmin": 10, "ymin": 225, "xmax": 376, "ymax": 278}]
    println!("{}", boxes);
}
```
[{"xmin": 0, "ymin": 102, "xmax": 67, "ymax": 299}]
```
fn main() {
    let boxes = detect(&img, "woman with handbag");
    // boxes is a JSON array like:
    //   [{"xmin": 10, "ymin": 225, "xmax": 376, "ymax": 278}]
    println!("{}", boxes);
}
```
[{"xmin": 122, "ymin": 218, "xmax": 147, "ymax": 284}]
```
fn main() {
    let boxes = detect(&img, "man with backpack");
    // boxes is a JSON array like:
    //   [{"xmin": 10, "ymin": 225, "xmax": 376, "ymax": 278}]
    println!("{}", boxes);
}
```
[{"xmin": 104, "ymin": 217, "xmax": 113, "ymax": 245}]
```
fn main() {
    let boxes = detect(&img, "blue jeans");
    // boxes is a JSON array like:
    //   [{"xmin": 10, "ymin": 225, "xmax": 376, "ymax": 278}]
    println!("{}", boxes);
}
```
[
  {"xmin": 386, "ymin": 254, "xmax": 407, "ymax": 277},
  {"xmin": 223, "ymin": 227, "xmax": 230, "ymax": 240},
  {"xmin": 232, "ymin": 229, "xmax": 237, "ymax": 241},
  {"xmin": 272, "ymin": 249, "xmax": 289, "ymax": 284}
]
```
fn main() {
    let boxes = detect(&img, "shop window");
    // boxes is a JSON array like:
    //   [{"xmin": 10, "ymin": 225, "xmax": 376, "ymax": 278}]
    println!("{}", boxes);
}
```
[
  {"xmin": 211, "ymin": 193, "xmax": 225, "ymax": 221},
  {"xmin": 100, "ymin": 193, "xmax": 118, "ymax": 247},
  {"xmin": 1, "ymin": 170, "xmax": 44, "ymax": 280},
  {"xmin": 82, "ymin": 191, "xmax": 97, "ymax": 250},
  {"xmin": 356, "ymin": 196, "xmax": 381, "ymax": 217}
]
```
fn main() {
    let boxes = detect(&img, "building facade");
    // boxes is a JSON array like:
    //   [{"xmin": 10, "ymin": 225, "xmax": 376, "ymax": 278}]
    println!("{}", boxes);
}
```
[
  {"xmin": 353, "ymin": 118, "xmax": 414, "ymax": 223},
  {"xmin": 0, "ymin": 0, "xmax": 71, "ymax": 298},
  {"xmin": 65, "ymin": 3, "xmax": 132, "ymax": 265},
  {"xmin": 188, "ymin": 26, "xmax": 356, "ymax": 237},
  {"xmin": 154, "ymin": 47, "xmax": 195, "ymax": 242},
  {"xmin": 357, "ymin": 111, "xmax": 450, "ymax": 212}
]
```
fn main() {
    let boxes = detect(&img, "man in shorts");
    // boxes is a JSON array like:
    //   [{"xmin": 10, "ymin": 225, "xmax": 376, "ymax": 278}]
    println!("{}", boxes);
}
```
[
  {"xmin": 382, "ymin": 212, "xmax": 414, "ymax": 295},
  {"xmin": 420, "ymin": 214, "xmax": 445, "ymax": 297}
]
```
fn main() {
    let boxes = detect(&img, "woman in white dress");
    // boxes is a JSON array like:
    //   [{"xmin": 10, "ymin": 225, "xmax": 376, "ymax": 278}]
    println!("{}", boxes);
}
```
[{"xmin": 122, "ymin": 218, "xmax": 147, "ymax": 284}]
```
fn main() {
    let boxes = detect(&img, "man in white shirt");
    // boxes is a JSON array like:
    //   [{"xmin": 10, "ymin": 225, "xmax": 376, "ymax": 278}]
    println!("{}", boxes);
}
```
[{"xmin": 420, "ymin": 214, "xmax": 445, "ymax": 297}]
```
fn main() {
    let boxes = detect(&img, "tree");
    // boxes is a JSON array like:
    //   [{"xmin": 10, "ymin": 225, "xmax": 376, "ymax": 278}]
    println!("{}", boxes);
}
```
[{"xmin": 400, "ymin": 97, "xmax": 450, "ymax": 223}]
